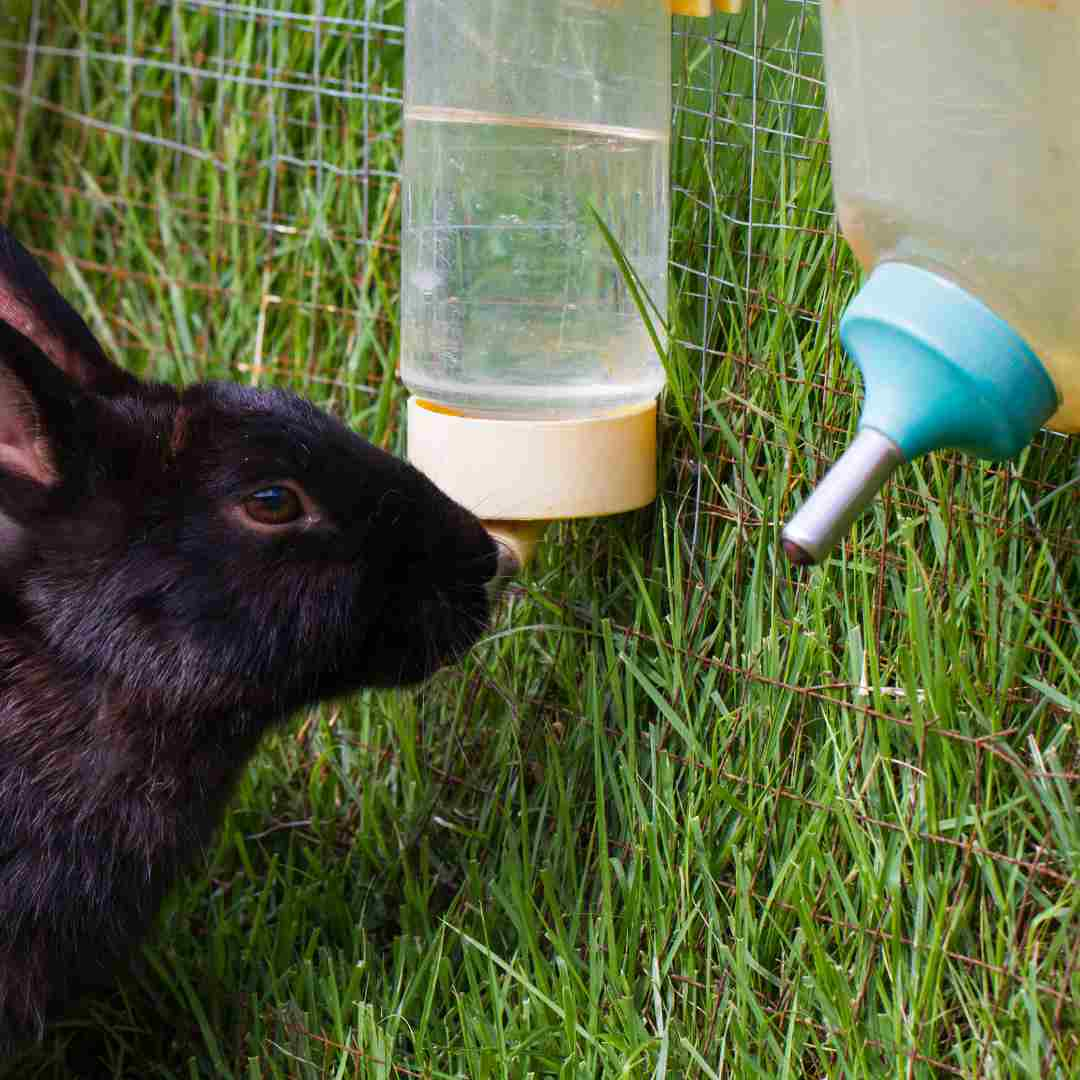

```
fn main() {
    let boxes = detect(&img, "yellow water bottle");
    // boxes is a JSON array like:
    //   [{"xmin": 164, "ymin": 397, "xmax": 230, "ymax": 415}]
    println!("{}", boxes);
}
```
[{"xmin": 783, "ymin": 1, "xmax": 1077, "ymax": 565}]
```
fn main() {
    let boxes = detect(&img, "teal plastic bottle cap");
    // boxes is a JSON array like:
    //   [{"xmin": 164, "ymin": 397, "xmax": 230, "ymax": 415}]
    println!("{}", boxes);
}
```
[
  {"xmin": 843, "ymin": 262, "xmax": 1058, "ymax": 462},
  {"xmin": 782, "ymin": 263, "xmax": 1058, "ymax": 565}
]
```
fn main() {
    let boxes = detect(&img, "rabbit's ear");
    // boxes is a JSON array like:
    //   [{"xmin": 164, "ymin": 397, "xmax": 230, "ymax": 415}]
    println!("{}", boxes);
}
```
[
  {"xmin": 0, "ymin": 318, "xmax": 87, "ymax": 497},
  {"xmin": 0, "ymin": 227, "xmax": 139, "ymax": 397}
]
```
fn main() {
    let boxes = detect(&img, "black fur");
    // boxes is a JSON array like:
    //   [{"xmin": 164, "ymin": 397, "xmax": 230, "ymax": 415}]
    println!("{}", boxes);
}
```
[{"xmin": 0, "ymin": 227, "xmax": 497, "ymax": 1046}]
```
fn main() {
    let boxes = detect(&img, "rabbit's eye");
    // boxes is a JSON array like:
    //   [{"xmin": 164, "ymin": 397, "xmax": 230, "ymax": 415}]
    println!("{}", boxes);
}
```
[{"xmin": 242, "ymin": 486, "xmax": 303, "ymax": 526}]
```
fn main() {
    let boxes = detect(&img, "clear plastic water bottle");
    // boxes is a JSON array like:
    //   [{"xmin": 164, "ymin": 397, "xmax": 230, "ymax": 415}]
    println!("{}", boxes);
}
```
[{"xmin": 401, "ymin": 0, "xmax": 670, "ymax": 539}]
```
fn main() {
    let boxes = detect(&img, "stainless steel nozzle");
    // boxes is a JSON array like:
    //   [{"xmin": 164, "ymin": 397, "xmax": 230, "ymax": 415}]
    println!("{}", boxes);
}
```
[{"xmin": 782, "ymin": 428, "xmax": 904, "ymax": 565}]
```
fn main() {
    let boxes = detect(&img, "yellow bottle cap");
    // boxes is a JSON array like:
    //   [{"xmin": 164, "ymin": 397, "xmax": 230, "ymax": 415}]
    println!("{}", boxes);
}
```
[
  {"xmin": 407, "ymin": 396, "xmax": 658, "ymax": 521},
  {"xmin": 668, "ymin": 0, "xmax": 743, "ymax": 15}
]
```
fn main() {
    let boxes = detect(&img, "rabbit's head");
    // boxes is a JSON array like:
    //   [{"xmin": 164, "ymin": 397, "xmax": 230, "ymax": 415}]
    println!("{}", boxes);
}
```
[{"xmin": 0, "ymin": 229, "xmax": 498, "ymax": 715}]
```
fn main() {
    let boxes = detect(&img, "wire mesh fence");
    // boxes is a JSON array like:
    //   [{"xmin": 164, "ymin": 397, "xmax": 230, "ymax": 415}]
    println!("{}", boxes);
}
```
[
  {"xmin": 1, "ymin": 0, "xmax": 407, "ymax": 414},
  {"xmin": 1, "ymin": 0, "xmax": 1078, "ymax": 1073}
]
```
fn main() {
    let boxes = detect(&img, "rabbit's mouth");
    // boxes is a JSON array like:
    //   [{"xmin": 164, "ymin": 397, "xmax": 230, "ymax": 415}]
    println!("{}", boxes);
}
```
[
  {"xmin": 413, "ymin": 583, "xmax": 493, "ymax": 683},
  {"xmin": 350, "ymin": 570, "xmax": 493, "ymax": 690}
]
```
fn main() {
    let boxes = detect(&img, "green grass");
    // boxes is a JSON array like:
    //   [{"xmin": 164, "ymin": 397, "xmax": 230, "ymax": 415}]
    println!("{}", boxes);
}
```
[{"xmin": 1, "ymin": 2, "xmax": 1079, "ymax": 1077}]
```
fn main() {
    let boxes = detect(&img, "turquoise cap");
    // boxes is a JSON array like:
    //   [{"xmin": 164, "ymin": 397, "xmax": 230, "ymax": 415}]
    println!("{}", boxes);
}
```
[{"xmin": 841, "ymin": 263, "xmax": 1058, "ymax": 462}]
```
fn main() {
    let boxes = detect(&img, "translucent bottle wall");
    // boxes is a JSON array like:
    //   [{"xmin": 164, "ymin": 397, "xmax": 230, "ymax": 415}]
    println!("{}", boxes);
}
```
[{"xmin": 401, "ymin": 0, "xmax": 670, "ymax": 419}]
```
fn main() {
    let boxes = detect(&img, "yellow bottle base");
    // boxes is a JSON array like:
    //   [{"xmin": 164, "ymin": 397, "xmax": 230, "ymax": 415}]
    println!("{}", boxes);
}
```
[
  {"xmin": 406, "ymin": 396, "xmax": 658, "ymax": 521},
  {"xmin": 1044, "ymin": 363, "xmax": 1080, "ymax": 434}
]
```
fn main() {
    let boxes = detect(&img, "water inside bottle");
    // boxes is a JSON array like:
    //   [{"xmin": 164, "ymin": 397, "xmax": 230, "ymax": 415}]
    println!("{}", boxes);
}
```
[{"xmin": 401, "ymin": 106, "xmax": 668, "ymax": 419}]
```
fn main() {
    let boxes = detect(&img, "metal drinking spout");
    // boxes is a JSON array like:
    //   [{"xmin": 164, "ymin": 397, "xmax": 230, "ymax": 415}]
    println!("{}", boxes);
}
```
[
  {"xmin": 781, "ymin": 263, "xmax": 1060, "ymax": 568},
  {"xmin": 781, "ymin": 429, "xmax": 903, "ymax": 566},
  {"xmin": 485, "ymin": 520, "xmax": 549, "ymax": 577}
]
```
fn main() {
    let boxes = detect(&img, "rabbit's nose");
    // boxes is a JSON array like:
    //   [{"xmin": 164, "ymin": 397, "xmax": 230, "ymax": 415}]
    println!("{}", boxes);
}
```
[
  {"xmin": 481, "ymin": 539, "xmax": 517, "ymax": 607},
  {"xmin": 494, "ymin": 539, "xmax": 519, "ymax": 580}
]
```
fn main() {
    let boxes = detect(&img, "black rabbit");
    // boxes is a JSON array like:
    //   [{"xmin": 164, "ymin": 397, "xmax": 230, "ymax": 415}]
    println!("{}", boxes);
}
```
[{"xmin": 0, "ymin": 226, "xmax": 501, "ymax": 1048}]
